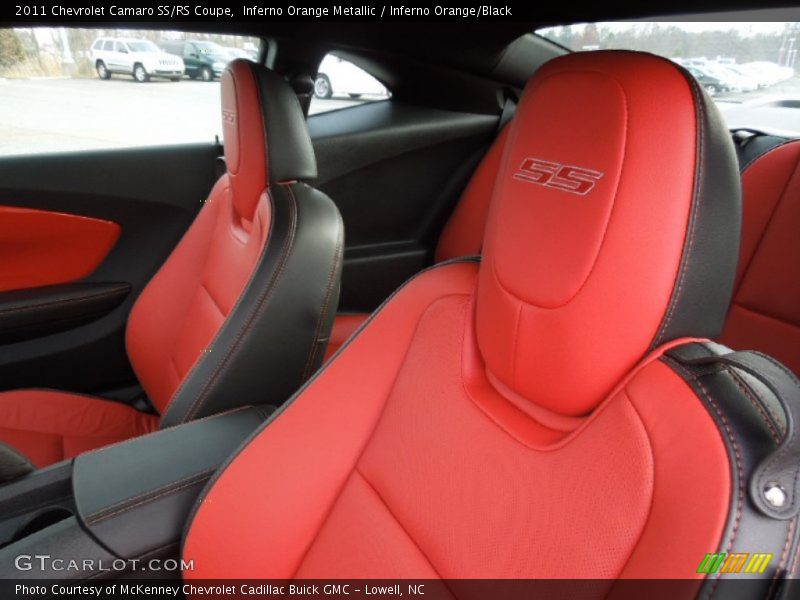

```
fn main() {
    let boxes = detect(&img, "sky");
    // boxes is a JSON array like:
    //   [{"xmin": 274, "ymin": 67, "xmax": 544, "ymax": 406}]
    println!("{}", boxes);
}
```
[
  {"xmin": 631, "ymin": 22, "xmax": 789, "ymax": 34},
  {"xmin": 542, "ymin": 22, "xmax": 792, "ymax": 36}
]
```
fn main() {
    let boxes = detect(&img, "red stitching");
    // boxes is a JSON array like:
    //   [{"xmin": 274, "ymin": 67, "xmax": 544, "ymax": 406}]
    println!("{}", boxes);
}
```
[
  {"xmin": 655, "ymin": 76, "xmax": 705, "ymax": 343},
  {"xmin": 300, "ymin": 193, "xmax": 344, "ymax": 380},
  {"xmin": 727, "ymin": 368, "xmax": 781, "ymax": 445},
  {"xmin": 769, "ymin": 517, "xmax": 796, "ymax": 596},
  {"xmin": 86, "ymin": 468, "xmax": 215, "ymax": 525},
  {"xmin": 789, "ymin": 531, "xmax": 800, "ymax": 577},
  {"xmin": 181, "ymin": 185, "xmax": 297, "ymax": 422},
  {"xmin": 159, "ymin": 195, "xmax": 270, "ymax": 422},
  {"xmin": 671, "ymin": 360, "xmax": 743, "ymax": 600},
  {"xmin": 752, "ymin": 352, "xmax": 800, "ymax": 516},
  {"xmin": 0, "ymin": 288, "xmax": 127, "ymax": 316}
]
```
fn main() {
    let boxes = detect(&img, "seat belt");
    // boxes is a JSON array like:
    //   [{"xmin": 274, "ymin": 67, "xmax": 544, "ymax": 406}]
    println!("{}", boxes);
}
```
[{"xmin": 497, "ymin": 94, "xmax": 516, "ymax": 132}]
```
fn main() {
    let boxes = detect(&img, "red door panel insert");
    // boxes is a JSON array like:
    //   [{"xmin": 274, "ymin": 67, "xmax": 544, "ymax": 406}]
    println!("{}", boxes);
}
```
[{"xmin": 0, "ymin": 206, "xmax": 120, "ymax": 292}]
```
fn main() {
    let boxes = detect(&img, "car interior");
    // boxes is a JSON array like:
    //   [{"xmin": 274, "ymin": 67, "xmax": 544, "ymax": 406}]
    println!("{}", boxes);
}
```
[{"xmin": 0, "ymin": 3, "xmax": 798, "ymax": 596}]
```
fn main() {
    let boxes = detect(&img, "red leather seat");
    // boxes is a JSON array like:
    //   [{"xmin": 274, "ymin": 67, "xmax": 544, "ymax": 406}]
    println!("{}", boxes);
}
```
[
  {"xmin": 720, "ymin": 139, "xmax": 800, "ymax": 375},
  {"xmin": 332, "ymin": 114, "xmax": 800, "ymax": 381},
  {"xmin": 183, "ymin": 52, "xmax": 797, "ymax": 584},
  {"xmin": 433, "ymin": 124, "xmax": 511, "ymax": 263},
  {"xmin": 0, "ymin": 60, "xmax": 343, "ymax": 468},
  {"xmin": 324, "ymin": 125, "xmax": 510, "ymax": 360}
]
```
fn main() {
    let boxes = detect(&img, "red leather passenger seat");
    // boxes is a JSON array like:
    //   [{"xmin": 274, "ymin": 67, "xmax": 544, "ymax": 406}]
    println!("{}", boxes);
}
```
[
  {"xmin": 332, "ymin": 107, "xmax": 800, "ymax": 379},
  {"xmin": 0, "ymin": 60, "xmax": 343, "ymax": 468},
  {"xmin": 719, "ymin": 139, "xmax": 800, "ymax": 375},
  {"xmin": 183, "ymin": 52, "xmax": 797, "ymax": 585}
]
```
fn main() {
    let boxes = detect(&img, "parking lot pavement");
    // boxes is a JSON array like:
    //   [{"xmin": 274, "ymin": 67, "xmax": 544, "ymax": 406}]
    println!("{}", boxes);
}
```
[
  {"xmin": 715, "ymin": 77, "xmax": 800, "ymax": 136},
  {"xmin": 2, "ymin": 75, "xmax": 798, "ymax": 157},
  {"xmin": 0, "ymin": 76, "xmax": 362, "ymax": 156}
]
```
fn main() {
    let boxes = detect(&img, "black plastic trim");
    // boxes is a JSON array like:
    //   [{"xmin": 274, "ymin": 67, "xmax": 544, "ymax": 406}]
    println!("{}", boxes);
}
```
[
  {"xmin": 665, "ymin": 342, "xmax": 800, "ymax": 598},
  {"xmin": 0, "ymin": 144, "xmax": 218, "ymax": 394},
  {"xmin": 0, "ymin": 283, "xmax": 130, "ymax": 345}
]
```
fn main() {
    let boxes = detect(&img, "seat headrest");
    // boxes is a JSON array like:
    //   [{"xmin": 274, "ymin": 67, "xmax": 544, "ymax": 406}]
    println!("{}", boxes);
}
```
[
  {"xmin": 476, "ymin": 51, "xmax": 741, "ymax": 416},
  {"xmin": 220, "ymin": 60, "xmax": 317, "ymax": 219}
]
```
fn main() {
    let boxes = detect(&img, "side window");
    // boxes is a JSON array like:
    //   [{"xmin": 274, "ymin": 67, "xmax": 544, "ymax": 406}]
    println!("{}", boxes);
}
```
[
  {"xmin": 0, "ymin": 28, "xmax": 262, "ymax": 156},
  {"xmin": 184, "ymin": 43, "xmax": 195, "ymax": 58},
  {"xmin": 114, "ymin": 42, "xmax": 127, "ymax": 53},
  {"xmin": 309, "ymin": 53, "xmax": 391, "ymax": 115}
]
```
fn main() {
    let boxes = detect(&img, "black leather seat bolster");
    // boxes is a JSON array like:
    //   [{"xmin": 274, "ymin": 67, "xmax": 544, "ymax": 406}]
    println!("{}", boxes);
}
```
[
  {"xmin": 665, "ymin": 342, "xmax": 800, "ymax": 598},
  {"xmin": 159, "ymin": 181, "xmax": 344, "ymax": 428}
]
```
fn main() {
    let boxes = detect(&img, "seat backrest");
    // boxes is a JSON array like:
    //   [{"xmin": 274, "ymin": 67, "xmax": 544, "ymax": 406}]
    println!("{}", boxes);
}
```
[
  {"xmin": 434, "ymin": 124, "xmax": 510, "ymax": 261},
  {"xmin": 720, "ymin": 137, "xmax": 800, "ymax": 375},
  {"xmin": 183, "ymin": 52, "xmax": 798, "ymax": 587},
  {"xmin": 126, "ymin": 60, "xmax": 343, "ymax": 428},
  {"xmin": 440, "ymin": 119, "xmax": 800, "ymax": 383}
]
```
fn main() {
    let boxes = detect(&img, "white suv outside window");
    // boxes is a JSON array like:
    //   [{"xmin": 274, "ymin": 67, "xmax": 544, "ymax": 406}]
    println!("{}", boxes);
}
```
[{"xmin": 90, "ymin": 37, "xmax": 185, "ymax": 83}]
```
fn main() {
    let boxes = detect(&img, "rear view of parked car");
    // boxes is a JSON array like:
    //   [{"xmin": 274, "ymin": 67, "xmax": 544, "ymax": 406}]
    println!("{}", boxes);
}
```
[
  {"xmin": 742, "ymin": 60, "xmax": 795, "ymax": 87},
  {"xmin": 686, "ymin": 65, "xmax": 733, "ymax": 95},
  {"xmin": 679, "ymin": 57, "xmax": 794, "ymax": 96},
  {"xmin": 703, "ymin": 62, "xmax": 758, "ymax": 92},
  {"xmin": 90, "ymin": 37, "xmax": 184, "ymax": 82},
  {"xmin": 162, "ymin": 40, "xmax": 231, "ymax": 81}
]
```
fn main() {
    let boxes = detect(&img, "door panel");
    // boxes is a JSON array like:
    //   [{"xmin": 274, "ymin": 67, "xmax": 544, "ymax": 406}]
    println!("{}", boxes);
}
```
[
  {"xmin": 108, "ymin": 45, "xmax": 126, "ymax": 72},
  {"xmin": 0, "ymin": 282, "xmax": 130, "ymax": 345},
  {"xmin": 117, "ymin": 43, "xmax": 133, "ymax": 73},
  {"xmin": 185, "ymin": 43, "xmax": 200, "ymax": 77},
  {"xmin": 309, "ymin": 101, "xmax": 497, "ymax": 312},
  {"xmin": 0, "ymin": 206, "xmax": 120, "ymax": 292},
  {"xmin": 0, "ymin": 144, "xmax": 218, "ymax": 393}
]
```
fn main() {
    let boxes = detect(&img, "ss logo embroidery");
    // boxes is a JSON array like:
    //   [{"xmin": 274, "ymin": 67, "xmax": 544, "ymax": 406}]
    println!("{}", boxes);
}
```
[{"xmin": 513, "ymin": 158, "xmax": 604, "ymax": 196}]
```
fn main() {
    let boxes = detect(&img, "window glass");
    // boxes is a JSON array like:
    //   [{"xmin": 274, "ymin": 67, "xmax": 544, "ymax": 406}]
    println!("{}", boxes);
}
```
[
  {"xmin": 194, "ymin": 41, "xmax": 225, "ymax": 53},
  {"xmin": 126, "ymin": 40, "xmax": 159, "ymax": 53},
  {"xmin": 0, "ymin": 28, "xmax": 262, "ymax": 156},
  {"xmin": 309, "ymin": 53, "xmax": 391, "ymax": 115},
  {"xmin": 536, "ymin": 22, "xmax": 800, "ymax": 136}
]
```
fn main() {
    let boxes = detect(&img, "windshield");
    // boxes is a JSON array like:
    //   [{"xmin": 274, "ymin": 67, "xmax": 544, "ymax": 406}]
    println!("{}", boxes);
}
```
[
  {"xmin": 126, "ymin": 40, "xmax": 160, "ymax": 53},
  {"xmin": 536, "ymin": 21, "xmax": 800, "ymax": 136}
]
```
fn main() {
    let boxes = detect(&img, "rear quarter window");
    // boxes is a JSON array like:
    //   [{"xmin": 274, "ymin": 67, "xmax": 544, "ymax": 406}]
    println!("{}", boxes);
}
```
[
  {"xmin": 536, "ymin": 21, "xmax": 800, "ymax": 136},
  {"xmin": 309, "ymin": 53, "xmax": 391, "ymax": 115}
]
